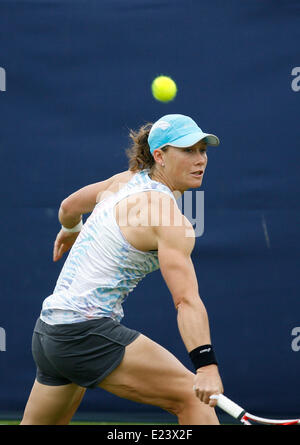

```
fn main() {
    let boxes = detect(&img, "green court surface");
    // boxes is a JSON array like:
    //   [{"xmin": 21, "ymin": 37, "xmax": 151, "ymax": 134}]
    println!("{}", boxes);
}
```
[
  {"xmin": 0, "ymin": 417, "xmax": 235, "ymax": 425},
  {"xmin": 0, "ymin": 410, "xmax": 235, "ymax": 425},
  {"xmin": 0, "ymin": 421, "xmax": 175, "ymax": 425},
  {"xmin": 0, "ymin": 412, "xmax": 179, "ymax": 426}
]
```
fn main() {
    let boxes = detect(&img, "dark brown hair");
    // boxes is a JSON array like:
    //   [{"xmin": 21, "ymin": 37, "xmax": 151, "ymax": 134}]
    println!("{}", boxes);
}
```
[{"xmin": 126, "ymin": 123, "xmax": 154, "ymax": 172}]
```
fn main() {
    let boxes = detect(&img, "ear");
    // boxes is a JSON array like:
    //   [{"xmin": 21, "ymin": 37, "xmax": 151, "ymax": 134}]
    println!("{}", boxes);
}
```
[{"xmin": 152, "ymin": 149, "xmax": 165, "ymax": 166}]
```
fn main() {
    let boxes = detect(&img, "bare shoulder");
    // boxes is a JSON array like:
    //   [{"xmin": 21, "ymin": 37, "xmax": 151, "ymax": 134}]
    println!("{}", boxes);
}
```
[
  {"xmin": 147, "ymin": 190, "xmax": 193, "ymax": 228},
  {"xmin": 96, "ymin": 170, "xmax": 135, "ymax": 202},
  {"xmin": 109, "ymin": 170, "xmax": 135, "ymax": 190},
  {"xmin": 148, "ymin": 191, "xmax": 195, "ymax": 254},
  {"xmin": 112, "ymin": 170, "xmax": 135, "ymax": 182}
]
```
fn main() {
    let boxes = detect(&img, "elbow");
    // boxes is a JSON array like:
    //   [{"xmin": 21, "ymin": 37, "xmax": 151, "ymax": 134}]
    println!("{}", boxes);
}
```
[
  {"xmin": 175, "ymin": 294, "xmax": 202, "ymax": 311},
  {"xmin": 59, "ymin": 197, "xmax": 81, "ymax": 220},
  {"xmin": 60, "ymin": 198, "xmax": 72, "ymax": 216}
]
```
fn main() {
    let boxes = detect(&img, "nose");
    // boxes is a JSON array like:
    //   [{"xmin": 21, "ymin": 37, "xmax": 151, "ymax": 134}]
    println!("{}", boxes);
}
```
[{"xmin": 194, "ymin": 149, "xmax": 207, "ymax": 165}]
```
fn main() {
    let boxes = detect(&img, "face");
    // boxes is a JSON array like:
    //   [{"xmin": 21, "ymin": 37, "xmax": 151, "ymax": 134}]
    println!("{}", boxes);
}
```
[{"xmin": 154, "ymin": 140, "xmax": 208, "ymax": 193}]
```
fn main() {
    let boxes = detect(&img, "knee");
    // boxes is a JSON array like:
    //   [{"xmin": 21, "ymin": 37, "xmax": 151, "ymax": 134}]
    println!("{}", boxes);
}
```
[
  {"xmin": 176, "ymin": 392, "xmax": 199, "ymax": 415},
  {"xmin": 161, "ymin": 376, "xmax": 197, "ymax": 417},
  {"xmin": 165, "ymin": 393, "xmax": 199, "ymax": 418}
]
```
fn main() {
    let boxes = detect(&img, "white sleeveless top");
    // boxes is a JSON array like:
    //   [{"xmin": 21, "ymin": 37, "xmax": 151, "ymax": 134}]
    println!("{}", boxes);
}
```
[{"xmin": 40, "ymin": 170, "xmax": 177, "ymax": 325}]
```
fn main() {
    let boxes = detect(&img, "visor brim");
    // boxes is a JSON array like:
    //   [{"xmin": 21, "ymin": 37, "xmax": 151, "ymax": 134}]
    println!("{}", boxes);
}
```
[{"xmin": 169, "ymin": 131, "xmax": 220, "ymax": 148}]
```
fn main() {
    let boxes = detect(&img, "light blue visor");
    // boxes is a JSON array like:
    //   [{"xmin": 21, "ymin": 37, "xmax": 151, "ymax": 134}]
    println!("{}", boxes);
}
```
[{"xmin": 148, "ymin": 114, "xmax": 220, "ymax": 154}]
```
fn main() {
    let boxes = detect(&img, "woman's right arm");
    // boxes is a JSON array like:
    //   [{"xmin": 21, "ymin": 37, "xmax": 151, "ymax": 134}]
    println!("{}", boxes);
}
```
[{"xmin": 153, "ymin": 202, "xmax": 223, "ymax": 406}]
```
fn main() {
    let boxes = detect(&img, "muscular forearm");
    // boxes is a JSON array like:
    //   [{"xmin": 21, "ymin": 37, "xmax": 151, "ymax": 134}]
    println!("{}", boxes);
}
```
[
  {"xmin": 177, "ymin": 295, "xmax": 223, "ymax": 406},
  {"xmin": 177, "ymin": 296, "xmax": 212, "ymax": 353}
]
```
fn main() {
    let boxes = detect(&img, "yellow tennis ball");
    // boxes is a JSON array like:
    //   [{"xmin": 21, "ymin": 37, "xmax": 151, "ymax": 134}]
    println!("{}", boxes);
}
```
[{"xmin": 151, "ymin": 75, "xmax": 177, "ymax": 102}]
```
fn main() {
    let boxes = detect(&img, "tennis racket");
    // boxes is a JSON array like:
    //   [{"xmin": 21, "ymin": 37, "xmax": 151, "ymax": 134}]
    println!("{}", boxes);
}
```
[{"xmin": 210, "ymin": 394, "xmax": 300, "ymax": 425}]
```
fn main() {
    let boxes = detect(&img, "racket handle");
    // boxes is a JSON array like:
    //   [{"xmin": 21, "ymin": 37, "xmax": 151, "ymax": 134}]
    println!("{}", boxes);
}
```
[{"xmin": 210, "ymin": 394, "xmax": 245, "ymax": 419}]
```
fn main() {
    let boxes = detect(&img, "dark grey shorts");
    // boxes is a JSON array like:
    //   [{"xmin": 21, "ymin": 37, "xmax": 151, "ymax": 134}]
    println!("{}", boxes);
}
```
[{"xmin": 32, "ymin": 317, "xmax": 140, "ymax": 388}]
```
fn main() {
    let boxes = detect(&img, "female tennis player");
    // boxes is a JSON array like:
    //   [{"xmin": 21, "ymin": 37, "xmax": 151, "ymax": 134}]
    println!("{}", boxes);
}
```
[{"xmin": 21, "ymin": 114, "xmax": 224, "ymax": 425}]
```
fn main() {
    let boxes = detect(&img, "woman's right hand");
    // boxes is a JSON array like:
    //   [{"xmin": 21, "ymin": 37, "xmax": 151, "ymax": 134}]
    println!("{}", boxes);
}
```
[{"xmin": 192, "ymin": 364, "xmax": 224, "ymax": 407}]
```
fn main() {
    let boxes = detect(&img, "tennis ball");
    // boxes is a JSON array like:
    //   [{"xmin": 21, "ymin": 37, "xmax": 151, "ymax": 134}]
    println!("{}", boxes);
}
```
[{"xmin": 151, "ymin": 75, "xmax": 177, "ymax": 103}]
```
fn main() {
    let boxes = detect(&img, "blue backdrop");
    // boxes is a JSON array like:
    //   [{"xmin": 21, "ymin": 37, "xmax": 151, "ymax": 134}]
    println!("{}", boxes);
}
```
[{"xmin": 0, "ymin": 0, "xmax": 299, "ymax": 420}]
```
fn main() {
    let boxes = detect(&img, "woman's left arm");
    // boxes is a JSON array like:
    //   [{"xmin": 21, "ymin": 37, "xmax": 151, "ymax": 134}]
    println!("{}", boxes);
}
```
[{"xmin": 53, "ymin": 170, "xmax": 134, "ymax": 261}]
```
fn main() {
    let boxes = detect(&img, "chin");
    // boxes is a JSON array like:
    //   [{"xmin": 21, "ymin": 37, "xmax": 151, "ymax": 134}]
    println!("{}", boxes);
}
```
[
  {"xmin": 179, "ymin": 181, "xmax": 203, "ymax": 192},
  {"xmin": 176, "ymin": 177, "xmax": 203, "ymax": 192},
  {"xmin": 190, "ymin": 178, "xmax": 203, "ymax": 188}
]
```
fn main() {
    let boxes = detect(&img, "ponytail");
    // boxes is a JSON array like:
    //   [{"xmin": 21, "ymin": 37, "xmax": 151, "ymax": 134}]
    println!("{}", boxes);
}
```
[{"xmin": 126, "ymin": 123, "xmax": 155, "ymax": 172}]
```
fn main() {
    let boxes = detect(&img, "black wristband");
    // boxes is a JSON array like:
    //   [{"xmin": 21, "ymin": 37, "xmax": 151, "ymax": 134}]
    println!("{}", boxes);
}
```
[{"xmin": 189, "ymin": 344, "xmax": 218, "ymax": 371}]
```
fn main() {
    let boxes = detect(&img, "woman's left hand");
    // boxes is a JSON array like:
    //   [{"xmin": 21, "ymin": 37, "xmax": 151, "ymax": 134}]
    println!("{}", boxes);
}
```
[{"xmin": 53, "ymin": 229, "xmax": 80, "ymax": 262}]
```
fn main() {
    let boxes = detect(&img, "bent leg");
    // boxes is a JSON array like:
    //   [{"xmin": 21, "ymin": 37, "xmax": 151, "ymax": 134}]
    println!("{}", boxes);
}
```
[
  {"xmin": 20, "ymin": 379, "xmax": 85, "ymax": 425},
  {"xmin": 99, "ymin": 334, "xmax": 219, "ymax": 425}
]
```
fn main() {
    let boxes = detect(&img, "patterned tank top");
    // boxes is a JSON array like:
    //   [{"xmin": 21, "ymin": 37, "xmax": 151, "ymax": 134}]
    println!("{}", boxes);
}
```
[{"xmin": 40, "ymin": 169, "xmax": 177, "ymax": 325}]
